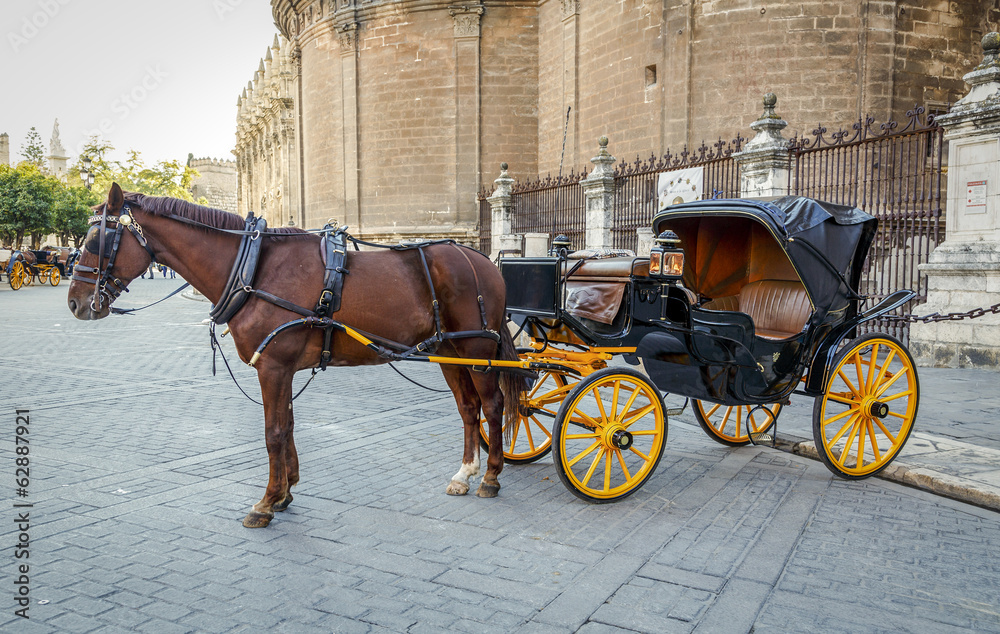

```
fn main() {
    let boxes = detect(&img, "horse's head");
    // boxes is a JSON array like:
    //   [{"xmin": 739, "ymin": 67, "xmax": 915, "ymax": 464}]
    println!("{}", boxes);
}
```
[{"xmin": 67, "ymin": 183, "xmax": 156, "ymax": 320}]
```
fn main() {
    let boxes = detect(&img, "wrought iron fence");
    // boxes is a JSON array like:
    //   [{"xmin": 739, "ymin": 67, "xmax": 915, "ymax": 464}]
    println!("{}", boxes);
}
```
[
  {"xmin": 509, "ymin": 170, "xmax": 588, "ymax": 253},
  {"xmin": 477, "ymin": 190, "xmax": 492, "ymax": 254},
  {"xmin": 612, "ymin": 137, "xmax": 744, "ymax": 251},
  {"xmin": 790, "ymin": 105, "xmax": 945, "ymax": 342}
]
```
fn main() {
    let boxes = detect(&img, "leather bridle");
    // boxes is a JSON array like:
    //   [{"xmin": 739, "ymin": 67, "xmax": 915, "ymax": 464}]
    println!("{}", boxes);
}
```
[{"xmin": 71, "ymin": 203, "xmax": 157, "ymax": 313}]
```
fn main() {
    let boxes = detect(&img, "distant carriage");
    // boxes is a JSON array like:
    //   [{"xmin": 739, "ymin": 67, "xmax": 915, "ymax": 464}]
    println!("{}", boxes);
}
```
[{"xmin": 2, "ymin": 247, "xmax": 75, "ymax": 289}]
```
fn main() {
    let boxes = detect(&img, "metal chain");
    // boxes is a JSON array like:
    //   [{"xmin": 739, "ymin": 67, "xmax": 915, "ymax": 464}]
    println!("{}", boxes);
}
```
[{"xmin": 881, "ymin": 302, "xmax": 1000, "ymax": 324}]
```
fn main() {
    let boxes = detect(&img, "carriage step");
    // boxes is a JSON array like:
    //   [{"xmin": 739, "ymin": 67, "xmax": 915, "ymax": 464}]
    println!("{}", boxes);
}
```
[{"xmin": 748, "ymin": 432, "xmax": 774, "ymax": 446}]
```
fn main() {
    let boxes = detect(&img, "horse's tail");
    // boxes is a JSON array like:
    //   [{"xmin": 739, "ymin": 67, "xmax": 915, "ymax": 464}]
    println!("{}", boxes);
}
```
[{"xmin": 497, "ymin": 321, "xmax": 526, "ymax": 444}]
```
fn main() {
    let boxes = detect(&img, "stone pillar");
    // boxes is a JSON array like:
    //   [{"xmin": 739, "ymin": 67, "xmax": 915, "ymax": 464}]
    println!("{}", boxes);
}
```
[
  {"xmin": 450, "ymin": 5, "xmax": 484, "ymax": 229},
  {"xmin": 523, "ymin": 233, "xmax": 550, "ymax": 257},
  {"xmin": 0, "ymin": 133, "xmax": 9, "ymax": 166},
  {"xmin": 909, "ymin": 34, "xmax": 1000, "ymax": 369},
  {"xmin": 337, "ymin": 16, "xmax": 361, "ymax": 231},
  {"xmin": 488, "ymin": 163, "xmax": 517, "ymax": 258},
  {"xmin": 580, "ymin": 136, "xmax": 617, "ymax": 251},
  {"xmin": 733, "ymin": 93, "xmax": 791, "ymax": 198},
  {"xmin": 636, "ymin": 228, "xmax": 655, "ymax": 257}
]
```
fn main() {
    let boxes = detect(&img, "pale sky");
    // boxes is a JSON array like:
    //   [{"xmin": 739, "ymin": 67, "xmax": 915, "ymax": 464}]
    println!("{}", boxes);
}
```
[{"xmin": 1, "ymin": 0, "xmax": 279, "ymax": 166}]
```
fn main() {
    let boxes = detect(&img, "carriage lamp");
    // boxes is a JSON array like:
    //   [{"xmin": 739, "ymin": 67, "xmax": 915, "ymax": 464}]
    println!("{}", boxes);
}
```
[
  {"xmin": 550, "ymin": 234, "xmax": 572, "ymax": 258},
  {"xmin": 649, "ymin": 230, "xmax": 684, "ymax": 282}
]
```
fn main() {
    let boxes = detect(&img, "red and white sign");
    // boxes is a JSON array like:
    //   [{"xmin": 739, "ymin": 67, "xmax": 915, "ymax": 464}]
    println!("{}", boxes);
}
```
[{"xmin": 967, "ymin": 180, "xmax": 987, "ymax": 209}]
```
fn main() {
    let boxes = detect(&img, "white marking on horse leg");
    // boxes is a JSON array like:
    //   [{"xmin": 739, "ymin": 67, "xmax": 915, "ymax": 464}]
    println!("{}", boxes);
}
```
[{"xmin": 446, "ymin": 451, "xmax": 480, "ymax": 496}]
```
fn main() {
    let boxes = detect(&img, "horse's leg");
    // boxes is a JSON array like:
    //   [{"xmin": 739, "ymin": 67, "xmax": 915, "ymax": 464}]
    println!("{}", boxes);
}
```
[
  {"xmin": 442, "ymin": 366, "xmax": 483, "ymax": 496},
  {"xmin": 471, "ymin": 371, "xmax": 504, "ymax": 498},
  {"xmin": 243, "ymin": 364, "xmax": 293, "ymax": 528},
  {"xmin": 273, "ymin": 402, "xmax": 298, "ymax": 513}
]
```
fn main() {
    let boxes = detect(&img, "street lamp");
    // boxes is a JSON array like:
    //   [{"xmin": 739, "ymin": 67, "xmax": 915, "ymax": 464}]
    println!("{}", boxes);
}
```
[{"xmin": 80, "ymin": 156, "xmax": 95, "ymax": 190}]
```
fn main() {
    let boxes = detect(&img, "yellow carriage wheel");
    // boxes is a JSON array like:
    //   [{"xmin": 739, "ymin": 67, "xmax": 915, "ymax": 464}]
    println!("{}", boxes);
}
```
[
  {"xmin": 552, "ymin": 367, "xmax": 667, "ymax": 503},
  {"xmin": 812, "ymin": 333, "xmax": 918, "ymax": 479},
  {"xmin": 9, "ymin": 262, "xmax": 24, "ymax": 290},
  {"xmin": 47, "ymin": 268, "xmax": 61, "ymax": 286},
  {"xmin": 479, "ymin": 371, "xmax": 572, "ymax": 464},
  {"xmin": 693, "ymin": 400, "xmax": 781, "ymax": 447}
]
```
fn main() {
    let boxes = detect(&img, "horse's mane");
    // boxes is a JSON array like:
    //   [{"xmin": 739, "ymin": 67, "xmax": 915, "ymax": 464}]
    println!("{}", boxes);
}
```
[{"xmin": 125, "ymin": 192, "xmax": 307, "ymax": 236}]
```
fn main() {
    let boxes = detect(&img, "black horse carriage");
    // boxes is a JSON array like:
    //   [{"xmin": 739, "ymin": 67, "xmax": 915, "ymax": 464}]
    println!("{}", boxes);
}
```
[{"xmin": 486, "ymin": 195, "xmax": 918, "ymax": 502}]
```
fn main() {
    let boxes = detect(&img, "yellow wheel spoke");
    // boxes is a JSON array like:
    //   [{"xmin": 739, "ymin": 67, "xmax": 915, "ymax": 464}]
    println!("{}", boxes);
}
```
[
  {"xmin": 621, "ymin": 403, "xmax": 656, "ymax": 429},
  {"xmin": 567, "ymin": 440, "xmax": 602, "ymax": 468},
  {"xmin": 851, "ymin": 353, "xmax": 865, "ymax": 395},
  {"xmin": 838, "ymin": 420, "xmax": 861, "ymax": 466},
  {"xmin": 872, "ymin": 416, "xmax": 898, "ymax": 444},
  {"xmin": 609, "ymin": 382, "xmax": 621, "ymax": 422},
  {"xmin": 614, "ymin": 448, "xmax": 632, "ymax": 482},
  {"xmin": 530, "ymin": 416, "xmax": 552, "ymax": 441},
  {"xmin": 826, "ymin": 392, "xmax": 859, "ymax": 406},
  {"xmin": 591, "ymin": 386, "xmax": 611, "ymax": 424},
  {"xmin": 615, "ymin": 387, "xmax": 641, "ymax": 426},
  {"xmin": 837, "ymin": 366, "xmax": 862, "ymax": 399},
  {"xmin": 629, "ymin": 445, "xmax": 651, "ymax": 461},
  {"xmin": 823, "ymin": 405, "xmax": 859, "ymax": 428},
  {"xmin": 629, "ymin": 429, "xmax": 660, "ymax": 436},
  {"xmin": 856, "ymin": 418, "xmax": 867, "ymax": 469},
  {"xmin": 566, "ymin": 432, "xmax": 600, "ymax": 440},
  {"xmin": 581, "ymin": 447, "xmax": 606, "ymax": 487},
  {"xmin": 603, "ymin": 451, "xmax": 612, "ymax": 492},
  {"xmin": 865, "ymin": 343, "xmax": 880, "ymax": 393},
  {"xmin": 719, "ymin": 406, "xmax": 733, "ymax": 435},
  {"xmin": 874, "ymin": 366, "xmax": 909, "ymax": 398},
  {"xmin": 828, "ymin": 412, "xmax": 860, "ymax": 447},
  {"xmin": 570, "ymin": 409, "xmax": 600, "ymax": 428},
  {"xmin": 866, "ymin": 419, "xmax": 882, "ymax": 463},
  {"xmin": 879, "ymin": 389, "xmax": 913, "ymax": 404},
  {"xmin": 705, "ymin": 403, "xmax": 722, "ymax": 418}
]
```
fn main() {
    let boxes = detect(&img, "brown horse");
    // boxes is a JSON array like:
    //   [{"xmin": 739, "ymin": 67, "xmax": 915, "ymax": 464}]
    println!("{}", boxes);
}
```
[{"xmin": 68, "ymin": 183, "xmax": 523, "ymax": 528}]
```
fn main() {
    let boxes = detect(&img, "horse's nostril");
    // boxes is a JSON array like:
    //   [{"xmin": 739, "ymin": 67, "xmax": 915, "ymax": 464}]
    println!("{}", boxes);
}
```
[{"xmin": 69, "ymin": 298, "xmax": 78, "ymax": 313}]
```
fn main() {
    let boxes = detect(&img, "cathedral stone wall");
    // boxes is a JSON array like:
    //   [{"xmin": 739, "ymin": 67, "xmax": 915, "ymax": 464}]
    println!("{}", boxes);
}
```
[
  {"xmin": 265, "ymin": 0, "xmax": 996, "ymax": 240},
  {"xmin": 189, "ymin": 158, "xmax": 238, "ymax": 214}
]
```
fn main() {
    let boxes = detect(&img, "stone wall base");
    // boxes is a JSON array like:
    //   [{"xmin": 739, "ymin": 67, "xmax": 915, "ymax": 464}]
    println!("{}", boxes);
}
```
[{"xmin": 909, "ymin": 338, "xmax": 1000, "ymax": 369}]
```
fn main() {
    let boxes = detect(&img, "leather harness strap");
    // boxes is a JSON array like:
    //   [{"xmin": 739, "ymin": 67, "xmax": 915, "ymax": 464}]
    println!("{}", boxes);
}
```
[{"xmin": 208, "ymin": 214, "xmax": 266, "ymax": 325}]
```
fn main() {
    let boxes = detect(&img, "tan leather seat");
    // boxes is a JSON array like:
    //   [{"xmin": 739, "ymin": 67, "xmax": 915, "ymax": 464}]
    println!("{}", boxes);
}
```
[{"xmin": 739, "ymin": 280, "xmax": 812, "ymax": 339}]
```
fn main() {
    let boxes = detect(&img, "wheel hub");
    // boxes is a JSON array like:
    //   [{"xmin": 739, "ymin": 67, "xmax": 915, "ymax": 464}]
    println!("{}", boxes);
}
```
[
  {"xmin": 868, "ymin": 400, "xmax": 889, "ymax": 419},
  {"xmin": 603, "ymin": 425, "xmax": 633, "ymax": 450}
]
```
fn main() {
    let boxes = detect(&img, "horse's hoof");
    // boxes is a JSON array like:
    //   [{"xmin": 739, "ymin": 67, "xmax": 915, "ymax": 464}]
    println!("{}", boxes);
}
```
[
  {"xmin": 242, "ymin": 511, "xmax": 274, "ymax": 528},
  {"xmin": 476, "ymin": 483, "xmax": 500, "ymax": 498},
  {"xmin": 446, "ymin": 480, "xmax": 470, "ymax": 496},
  {"xmin": 273, "ymin": 494, "xmax": 293, "ymax": 512}
]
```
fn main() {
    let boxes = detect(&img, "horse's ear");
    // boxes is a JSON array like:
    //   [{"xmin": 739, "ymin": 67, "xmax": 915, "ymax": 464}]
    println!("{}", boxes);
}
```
[{"xmin": 108, "ymin": 182, "xmax": 124, "ymax": 212}]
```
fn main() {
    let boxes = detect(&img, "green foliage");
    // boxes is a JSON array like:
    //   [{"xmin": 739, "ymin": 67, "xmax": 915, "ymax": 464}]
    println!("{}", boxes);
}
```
[
  {"xmin": 0, "ymin": 163, "xmax": 57, "ymax": 248},
  {"xmin": 75, "ymin": 136, "xmax": 200, "ymax": 200},
  {"xmin": 51, "ymin": 186, "xmax": 100, "ymax": 248},
  {"xmin": 0, "ymin": 135, "xmax": 206, "ymax": 250},
  {"xmin": 19, "ymin": 127, "xmax": 45, "ymax": 168}
]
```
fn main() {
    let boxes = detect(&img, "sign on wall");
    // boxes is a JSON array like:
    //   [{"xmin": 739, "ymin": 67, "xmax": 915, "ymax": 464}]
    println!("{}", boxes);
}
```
[{"xmin": 657, "ymin": 166, "xmax": 704, "ymax": 211}]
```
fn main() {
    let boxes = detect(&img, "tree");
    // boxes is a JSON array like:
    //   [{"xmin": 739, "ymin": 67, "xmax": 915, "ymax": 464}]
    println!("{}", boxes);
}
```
[
  {"xmin": 0, "ymin": 163, "xmax": 56, "ymax": 248},
  {"xmin": 51, "ymin": 185, "xmax": 99, "ymax": 247},
  {"xmin": 75, "ymin": 136, "xmax": 201, "ymax": 201},
  {"xmin": 20, "ymin": 127, "xmax": 45, "ymax": 168}
]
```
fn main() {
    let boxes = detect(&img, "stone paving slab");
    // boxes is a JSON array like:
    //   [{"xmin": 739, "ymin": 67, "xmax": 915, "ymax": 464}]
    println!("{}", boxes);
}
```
[{"xmin": 1, "ymin": 281, "xmax": 1000, "ymax": 632}]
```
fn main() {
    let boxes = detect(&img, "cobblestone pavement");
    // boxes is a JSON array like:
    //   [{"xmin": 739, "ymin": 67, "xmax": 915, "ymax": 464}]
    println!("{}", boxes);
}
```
[{"xmin": 2, "ymin": 281, "xmax": 999, "ymax": 633}]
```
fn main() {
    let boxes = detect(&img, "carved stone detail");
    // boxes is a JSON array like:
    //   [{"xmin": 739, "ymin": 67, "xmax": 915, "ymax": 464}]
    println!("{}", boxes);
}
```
[{"xmin": 449, "ymin": 5, "xmax": 484, "ymax": 38}]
